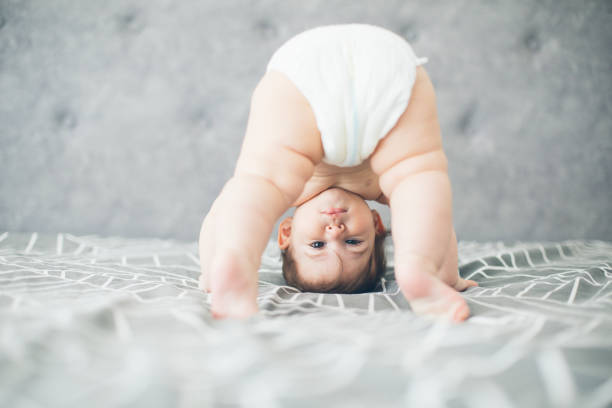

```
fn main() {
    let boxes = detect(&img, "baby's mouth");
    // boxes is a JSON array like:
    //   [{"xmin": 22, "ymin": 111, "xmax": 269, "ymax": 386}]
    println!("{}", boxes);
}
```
[{"xmin": 320, "ymin": 208, "xmax": 347, "ymax": 215}]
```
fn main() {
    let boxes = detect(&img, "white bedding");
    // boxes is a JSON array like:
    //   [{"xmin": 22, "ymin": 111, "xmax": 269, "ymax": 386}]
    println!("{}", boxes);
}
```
[{"xmin": 1, "ymin": 231, "xmax": 611, "ymax": 407}]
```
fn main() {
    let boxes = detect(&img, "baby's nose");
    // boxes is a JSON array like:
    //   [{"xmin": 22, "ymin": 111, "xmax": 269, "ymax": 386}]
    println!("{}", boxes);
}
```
[{"xmin": 325, "ymin": 223, "xmax": 344, "ymax": 237}]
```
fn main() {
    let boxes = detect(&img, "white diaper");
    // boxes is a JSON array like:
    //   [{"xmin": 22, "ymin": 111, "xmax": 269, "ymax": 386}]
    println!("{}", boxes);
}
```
[{"xmin": 266, "ymin": 23, "xmax": 428, "ymax": 167}]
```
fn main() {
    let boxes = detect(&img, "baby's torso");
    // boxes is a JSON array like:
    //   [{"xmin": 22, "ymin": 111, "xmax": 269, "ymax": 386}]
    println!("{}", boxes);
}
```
[
  {"xmin": 293, "ymin": 160, "xmax": 385, "ymax": 206},
  {"xmin": 266, "ymin": 25, "xmax": 430, "ymax": 206}
]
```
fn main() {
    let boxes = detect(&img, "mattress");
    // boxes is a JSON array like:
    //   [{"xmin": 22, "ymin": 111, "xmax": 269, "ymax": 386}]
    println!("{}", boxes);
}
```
[{"xmin": 1, "ymin": 231, "xmax": 611, "ymax": 407}]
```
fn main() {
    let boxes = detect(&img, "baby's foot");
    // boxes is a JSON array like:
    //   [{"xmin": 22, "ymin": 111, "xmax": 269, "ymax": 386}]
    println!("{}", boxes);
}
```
[
  {"xmin": 208, "ymin": 252, "xmax": 259, "ymax": 319},
  {"xmin": 198, "ymin": 272, "xmax": 211, "ymax": 293},
  {"xmin": 397, "ymin": 270, "xmax": 472, "ymax": 322},
  {"xmin": 453, "ymin": 277, "xmax": 478, "ymax": 292}
]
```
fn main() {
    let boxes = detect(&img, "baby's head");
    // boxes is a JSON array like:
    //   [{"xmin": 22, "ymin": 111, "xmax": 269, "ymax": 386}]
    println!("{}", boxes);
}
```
[{"xmin": 278, "ymin": 187, "xmax": 387, "ymax": 293}]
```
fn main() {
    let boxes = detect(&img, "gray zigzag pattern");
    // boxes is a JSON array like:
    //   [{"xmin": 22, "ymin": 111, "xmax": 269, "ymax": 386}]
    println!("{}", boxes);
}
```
[{"xmin": 1, "ymin": 231, "xmax": 611, "ymax": 407}]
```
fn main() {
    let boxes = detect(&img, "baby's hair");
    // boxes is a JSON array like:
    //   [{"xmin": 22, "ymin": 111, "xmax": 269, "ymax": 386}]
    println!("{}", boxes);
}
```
[{"xmin": 281, "ymin": 232, "xmax": 388, "ymax": 294}]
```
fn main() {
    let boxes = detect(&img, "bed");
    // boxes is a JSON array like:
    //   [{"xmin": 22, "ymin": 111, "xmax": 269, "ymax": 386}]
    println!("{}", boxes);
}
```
[{"xmin": 1, "ymin": 231, "xmax": 611, "ymax": 407}]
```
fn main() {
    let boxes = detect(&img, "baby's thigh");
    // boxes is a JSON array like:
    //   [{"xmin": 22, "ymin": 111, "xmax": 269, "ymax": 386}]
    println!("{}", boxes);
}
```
[
  {"xmin": 235, "ymin": 71, "xmax": 323, "ymax": 198},
  {"xmin": 370, "ymin": 66, "xmax": 446, "ymax": 182},
  {"xmin": 240, "ymin": 71, "xmax": 322, "ymax": 165}
]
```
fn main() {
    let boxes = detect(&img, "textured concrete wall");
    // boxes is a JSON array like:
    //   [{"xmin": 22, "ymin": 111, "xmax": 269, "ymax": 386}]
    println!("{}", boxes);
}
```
[{"xmin": 1, "ymin": 0, "xmax": 611, "ymax": 242}]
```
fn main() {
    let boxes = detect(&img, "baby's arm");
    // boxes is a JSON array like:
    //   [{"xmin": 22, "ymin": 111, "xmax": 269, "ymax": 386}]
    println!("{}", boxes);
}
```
[
  {"xmin": 371, "ymin": 67, "xmax": 475, "ymax": 321},
  {"xmin": 199, "ymin": 71, "xmax": 322, "ymax": 318}
]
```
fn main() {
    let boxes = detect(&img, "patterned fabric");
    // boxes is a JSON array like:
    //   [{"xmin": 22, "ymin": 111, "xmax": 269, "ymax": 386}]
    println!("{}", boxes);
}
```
[{"xmin": 1, "ymin": 231, "xmax": 611, "ymax": 407}]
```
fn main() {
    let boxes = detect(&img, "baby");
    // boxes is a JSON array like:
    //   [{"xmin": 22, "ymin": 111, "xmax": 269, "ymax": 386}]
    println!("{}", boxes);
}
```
[{"xmin": 198, "ymin": 24, "xmax": 477, "ymax": 321}]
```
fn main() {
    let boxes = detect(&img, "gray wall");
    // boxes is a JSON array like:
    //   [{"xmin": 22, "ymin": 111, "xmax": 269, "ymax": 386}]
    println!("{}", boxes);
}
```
[{"xmin": 1, "ymin": 0, "xmax": 611, "ymax": 242}]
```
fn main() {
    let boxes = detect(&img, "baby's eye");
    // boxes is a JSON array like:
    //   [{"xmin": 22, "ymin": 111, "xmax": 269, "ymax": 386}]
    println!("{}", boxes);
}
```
[
  {"xmin": 310, "ymin": 241, "xmax": 325, "ymax": 249},
  {"xmin": 345, "ymin": 239, "xmax": 362, "ymax": 245}
]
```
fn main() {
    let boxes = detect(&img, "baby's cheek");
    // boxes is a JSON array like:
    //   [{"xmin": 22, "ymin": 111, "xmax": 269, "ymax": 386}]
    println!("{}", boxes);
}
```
[{"xmin": 352, "ymin": 218, "xmax": 376, "ymax": 236}]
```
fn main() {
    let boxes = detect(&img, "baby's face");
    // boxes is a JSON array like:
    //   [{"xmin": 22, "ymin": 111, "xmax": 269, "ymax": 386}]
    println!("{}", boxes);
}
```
[{"xmin": 279, "ymin": 188, "xmax": 380, "ymax": 290}]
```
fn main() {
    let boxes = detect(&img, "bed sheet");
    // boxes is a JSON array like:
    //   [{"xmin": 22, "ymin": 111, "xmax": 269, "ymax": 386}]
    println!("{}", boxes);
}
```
[{"xmin": 1, "ymin": 231, "xmax": 611, "ymax": 407}]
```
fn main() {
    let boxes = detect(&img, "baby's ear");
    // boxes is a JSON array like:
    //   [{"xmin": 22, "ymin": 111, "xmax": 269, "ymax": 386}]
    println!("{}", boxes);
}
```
[
  {"xmin": 371, "ymin": 210, "xmax": 386, "ymax": 236},
  {"xmin": 278, "ymin": 218, "xmax": 293, "ymax": 250}
]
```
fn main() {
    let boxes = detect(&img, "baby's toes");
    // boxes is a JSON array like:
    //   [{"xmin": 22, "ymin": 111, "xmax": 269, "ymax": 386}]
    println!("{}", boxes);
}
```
[
  {"xmin": 198, "ymin": 273, "xmax": 211, "ymax": 293},
  {"xmin": 409, "ymin": 294, "xmax": 470, "ymax": 323},
  {"xmin": 453, "ymin": 278, "xmax": 478, "ymax": 292},
  {"xmin": 449, "ymin": 299, "xmax": 470, "ymax": 322},
  {"xmin": 209, "ymin": 252, "xmax": 258, "ymax": 319}
]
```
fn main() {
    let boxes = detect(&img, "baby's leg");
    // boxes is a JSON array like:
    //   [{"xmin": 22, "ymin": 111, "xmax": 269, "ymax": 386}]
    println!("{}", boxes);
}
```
[
  {"xmin": 199, "ymin": 71, "xmax": 322, "ymax": 318},
  {"xmin": 371, "ymin": 67, "xmax": 474, "ymax": 322},
  {"xmin": 439, "ymin": 228, "xmax": 478, "ymax": 292},
  {"xmin": 384, "ymin": 170, "xmax": 471, "ymax": 321}
]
